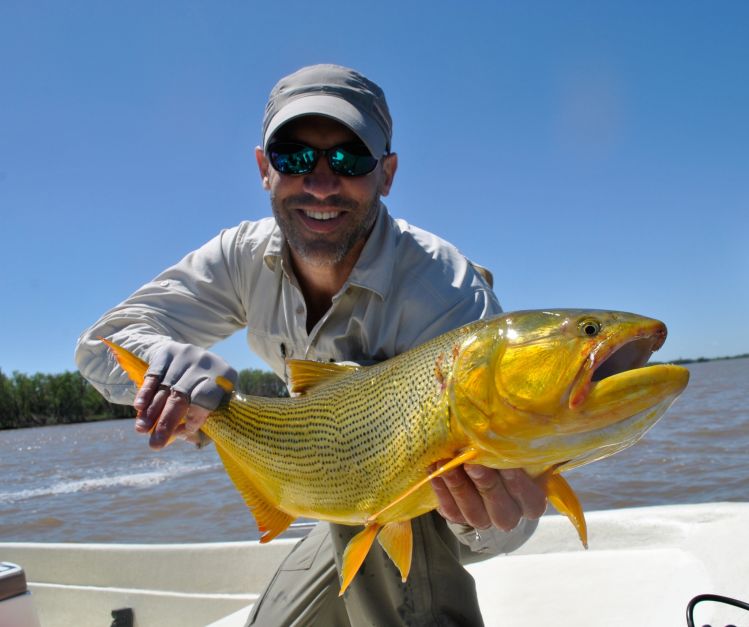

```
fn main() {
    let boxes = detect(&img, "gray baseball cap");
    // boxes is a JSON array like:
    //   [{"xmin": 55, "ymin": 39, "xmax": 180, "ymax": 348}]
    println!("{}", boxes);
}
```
[{"xmin": 262, "ymin": 64, "xmax": 393, "ymax": 157}]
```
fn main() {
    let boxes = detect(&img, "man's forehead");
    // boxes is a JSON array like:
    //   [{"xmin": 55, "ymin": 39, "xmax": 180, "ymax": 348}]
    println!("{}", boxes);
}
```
[{"xmin": 273, "ymin": 115, "xmax": 360, "ymax": 143}]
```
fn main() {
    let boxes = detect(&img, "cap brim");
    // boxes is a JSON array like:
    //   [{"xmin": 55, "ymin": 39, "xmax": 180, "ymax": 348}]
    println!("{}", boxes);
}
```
[{"xmin": 263, "ymin": 94, "xmax": 387, "ymax": 157}]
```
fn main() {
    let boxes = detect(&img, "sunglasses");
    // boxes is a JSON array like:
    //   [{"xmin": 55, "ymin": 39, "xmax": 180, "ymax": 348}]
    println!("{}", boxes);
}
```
[{"xmin": 267, "ymin": 141, "xmax": 380, "ymax": 177}]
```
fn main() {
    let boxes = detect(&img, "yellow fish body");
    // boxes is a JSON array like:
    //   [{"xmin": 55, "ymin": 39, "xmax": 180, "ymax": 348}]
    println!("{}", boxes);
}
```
[{"xmin": 102, "ymin": 309, "xmax": 689, "ymax": 594}]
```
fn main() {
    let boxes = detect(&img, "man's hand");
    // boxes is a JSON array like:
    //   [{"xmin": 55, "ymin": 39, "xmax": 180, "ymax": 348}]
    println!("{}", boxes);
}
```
[
  {"xmin": 431, "ymin": 463, "xmax": 547, "ymax": 531},
  {"xmin": 133, "ymin": 341, "xmax": 237, "ymax": 449}
]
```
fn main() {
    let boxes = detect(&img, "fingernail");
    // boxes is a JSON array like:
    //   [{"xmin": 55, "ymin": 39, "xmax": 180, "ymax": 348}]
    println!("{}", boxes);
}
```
[{"xmin": 135, "ymin": 419, "xmax": 148, "ymax": 431}]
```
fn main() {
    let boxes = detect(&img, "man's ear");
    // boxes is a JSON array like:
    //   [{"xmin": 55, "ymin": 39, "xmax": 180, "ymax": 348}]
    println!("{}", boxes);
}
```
[
  {"xmin": 255, "ymin": 146, "xmax": 271, "ymax": 190},
  {"xmin": 378, "ymin": 153, "xmax": 398, "ymax": 197}
]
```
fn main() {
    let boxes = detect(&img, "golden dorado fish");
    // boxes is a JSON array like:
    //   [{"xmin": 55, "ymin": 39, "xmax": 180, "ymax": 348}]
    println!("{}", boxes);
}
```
[{"xmin": 101, "ymin": 309, "xmax": 689, "ymax": 594}]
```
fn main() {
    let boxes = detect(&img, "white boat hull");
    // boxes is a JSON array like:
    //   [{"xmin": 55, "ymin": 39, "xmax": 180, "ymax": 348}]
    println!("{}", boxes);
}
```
[{"xmin": 2, "ymin": 503, "xmax": 748, "ymax": 627}]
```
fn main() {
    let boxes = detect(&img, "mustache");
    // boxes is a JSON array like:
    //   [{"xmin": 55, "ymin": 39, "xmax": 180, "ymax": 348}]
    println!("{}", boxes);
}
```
[{"xmin": 282, "ymin": 194, "xmax": 359, "ymax": 211}]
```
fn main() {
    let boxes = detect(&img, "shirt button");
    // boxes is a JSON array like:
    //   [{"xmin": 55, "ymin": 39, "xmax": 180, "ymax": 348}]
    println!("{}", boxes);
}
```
[{"xmin": 296, "ymin": 305, "xmax": 304, "ymax": 315}]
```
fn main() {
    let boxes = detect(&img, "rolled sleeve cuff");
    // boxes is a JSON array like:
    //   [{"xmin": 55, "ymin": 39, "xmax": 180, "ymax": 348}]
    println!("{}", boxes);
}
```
[{"xmin": 449, "ymin": 517, "xmax": 539, "ymax": 564}]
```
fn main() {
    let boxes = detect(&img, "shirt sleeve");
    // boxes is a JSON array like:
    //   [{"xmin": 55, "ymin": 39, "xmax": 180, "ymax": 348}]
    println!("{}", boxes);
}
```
[
  {"xmin": 451, "ymin": 518, "xmax": 540, "ymax": 562},
  {"xmin": 75, "ymin": 225, "xmax": 251, "ymax": 404}
]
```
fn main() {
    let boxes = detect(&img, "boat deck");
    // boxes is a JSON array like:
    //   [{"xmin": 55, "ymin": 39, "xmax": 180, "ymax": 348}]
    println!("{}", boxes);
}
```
[{"xmin": 2, "ymin": 502, "xmax": 748, "ymax": 627}]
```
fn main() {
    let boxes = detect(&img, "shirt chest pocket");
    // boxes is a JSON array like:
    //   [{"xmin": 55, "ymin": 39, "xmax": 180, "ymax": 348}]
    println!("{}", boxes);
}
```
[{"xmin": 245, "ymin": 327, "xmax": 308, "ymax": 384}]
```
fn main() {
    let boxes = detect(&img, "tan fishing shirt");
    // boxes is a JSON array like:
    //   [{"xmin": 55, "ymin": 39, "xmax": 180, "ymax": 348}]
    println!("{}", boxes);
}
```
[{"xmin": 75, "ymin": 202, "xmax": 536, "ymax": 555}]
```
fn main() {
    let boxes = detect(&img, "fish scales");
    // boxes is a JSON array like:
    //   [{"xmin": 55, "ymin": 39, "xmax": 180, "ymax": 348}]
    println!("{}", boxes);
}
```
[
  {"xmin": 200, "ymin": 324, "xmax": 473, "ymax": 520},
  {"xmin": 100, "ymin": 310, "xmax": 690, "ymax": 594}
]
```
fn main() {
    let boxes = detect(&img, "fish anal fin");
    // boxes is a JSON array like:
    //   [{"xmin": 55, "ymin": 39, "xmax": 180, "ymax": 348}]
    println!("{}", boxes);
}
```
[
  {"xmin": 214, "ymin": 442, "xmax": 294, "ymax": 543},
  {"xmin": 537, "ymin": 470, "xmax": 588, "ymax": 548},
  {"xmin": 99, "ymin": 337, "xmax": 148, "ymax": 388},
  {"xmin": 366, "ymin": 448, "xmax": 479, "ymax": 524},
  {"xmin": 377, "ymin": 520, "xmax": 413, "ymax": 583},
  {"xmin": 286, "ymin": 359, "xmax": 359, "ymax": 395},
  {"xmin": 340, "ymin": 524, "xmax": 380, "ymax": 596}
]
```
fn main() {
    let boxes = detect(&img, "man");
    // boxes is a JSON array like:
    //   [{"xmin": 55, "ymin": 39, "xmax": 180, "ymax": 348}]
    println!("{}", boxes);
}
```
[{"xmin": 76, "ymin": 64, "xmax": 546, "ymax": 626}]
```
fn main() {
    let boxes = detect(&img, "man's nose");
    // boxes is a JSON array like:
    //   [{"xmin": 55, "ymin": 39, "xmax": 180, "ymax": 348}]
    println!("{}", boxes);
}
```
[{"xmin": 302, "ymin": 155, "xmax": 341, "ymax": 198}]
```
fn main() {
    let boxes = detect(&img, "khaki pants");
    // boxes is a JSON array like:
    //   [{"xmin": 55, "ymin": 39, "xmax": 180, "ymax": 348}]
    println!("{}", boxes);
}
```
[{"xmin": 246, "ymin": 512, "xmax": 484, "ymax": 627}]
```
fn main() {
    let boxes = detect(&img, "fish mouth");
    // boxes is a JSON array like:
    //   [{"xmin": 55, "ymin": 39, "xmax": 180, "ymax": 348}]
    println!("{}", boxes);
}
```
[{"xmin": 570, "ymin": 322, "xmax": 667, "ymax": 409}]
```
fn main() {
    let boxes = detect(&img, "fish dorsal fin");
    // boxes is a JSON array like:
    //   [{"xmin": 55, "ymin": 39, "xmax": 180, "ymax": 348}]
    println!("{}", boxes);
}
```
[
  {"xmin": 377, "ymin": 520, "xmax": 413, "ymax": 583},
  {"xmin": 214, "ymin": 442, "xmax": 294, "ymax": 543},
  {"xmin": 340, "ymin": 524, "xmax": 380, "ymax": 596},
  {"xmin": 536, "ymin": 469, "xmax": 588, "ymax": 549},
  {"xmin": 286, "ymin": 359, "xmax": 360, "ymax": 395}
]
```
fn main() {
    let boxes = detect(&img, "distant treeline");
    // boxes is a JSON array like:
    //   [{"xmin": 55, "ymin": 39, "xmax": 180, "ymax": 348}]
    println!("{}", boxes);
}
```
[
  {"xmin": 3, "ymin": 352, "xmax": 747, "ymax": 430},
  {"xmin": 665, "ymin": 353, "xmax": 749, "ymax": 365},
  {"xmin": 0, "ymin": 369, "xmax": 288, "ymax": 430}
]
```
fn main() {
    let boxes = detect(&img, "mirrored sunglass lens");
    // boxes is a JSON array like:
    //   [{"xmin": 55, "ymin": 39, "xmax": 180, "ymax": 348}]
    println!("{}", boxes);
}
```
[
  {"xmin": 270, "ymin": 144, "xmax": 317, "ymax": 174},
  {"xmin": 329, "ymin": 147, "xmax": 378, "ymax": 176}
]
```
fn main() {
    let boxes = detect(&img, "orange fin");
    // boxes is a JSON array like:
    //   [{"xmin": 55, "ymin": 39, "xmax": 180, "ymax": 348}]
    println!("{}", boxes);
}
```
[
  {"xmin": 99, "ymin": 337, "xmax": 148, "ymax": 388},
  {"xmin": 214, "ymin": 441, "xmax": 294, "ymax": 543},
  {"xmin": 286, "ymin": 359, "xmax": 359, "ymax": 395},
  {"xmin": 215, "ymin": 375, "xmax": 235, "ymax": 393},
  {"xmin": 537, "ymin": 470, "xmax": 588, "ymax": 548},
  {"xmin": 100, "ymin": 337, "xmax": 235, "ymax": 394},
  {"xmin": 377, "ymin": 520, "xmax": 413, "ymax": 583},
  {"xmin": 340, "ymin": 524, "xmax": 379, "ymax": 596},
  {"xmin": 366, "ymin": 448, "xmax": 478, "ymax": 524}
]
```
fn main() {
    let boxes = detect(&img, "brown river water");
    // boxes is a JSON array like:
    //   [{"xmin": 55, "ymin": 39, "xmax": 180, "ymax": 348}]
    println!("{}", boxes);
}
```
[{"xmin": 1, "ymin": 358, "xmax": 747, "ymax": 544}]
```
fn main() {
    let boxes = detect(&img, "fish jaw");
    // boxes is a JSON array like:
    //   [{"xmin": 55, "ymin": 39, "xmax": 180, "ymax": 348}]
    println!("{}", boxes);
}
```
[
  {"xmin": 570, "ymin": 363, "xmax": 690, "ymax": 431},
  {"xmin": 568, "ymin": 319, "xmax": 668, "ymax": 410}
]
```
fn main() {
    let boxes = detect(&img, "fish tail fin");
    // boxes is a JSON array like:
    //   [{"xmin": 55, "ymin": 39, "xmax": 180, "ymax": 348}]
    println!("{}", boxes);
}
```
[
  {"xmin": 537, "ymin": 470, "xmax": 588, "ymax": 548},
  {"xmin": 99, "ymin": 338, "xmax": 234, "ymax": 394},
  {"xmin": 98, "ymin": 337, "xmax": 149, "ymax": 388},
  {"xmin": 339, "ymin": 524, "xmax": 380, "ymax": 596}
]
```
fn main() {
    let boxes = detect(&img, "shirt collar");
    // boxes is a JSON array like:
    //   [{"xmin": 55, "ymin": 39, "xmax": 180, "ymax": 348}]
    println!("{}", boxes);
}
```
[
  {"xmin": 346, "ymin": 202, "xmax": 395, "ymax": 300},
  {"xmin": 263, "ymin": 223, "xmax": 286, "ymax": 273},
  {"xmin": 262, "ymin": 201, "xmax": 396, "ymax": 299}
]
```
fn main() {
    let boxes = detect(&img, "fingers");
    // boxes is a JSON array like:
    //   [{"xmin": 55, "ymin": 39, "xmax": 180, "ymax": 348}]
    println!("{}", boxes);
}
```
[
  {"xmin": 433, "ymin": 466, "xmax": 492, "ymax": 529},
  {"xmin": 134, "ymin": 375, "xmax": 161, "ymax": 417},
  {"xmin": 497, "ymin": 468, "xmax": 547, "ymax": 520},
  {"xmin": 148, "ymin": 389, "xmax": 190, "ymax": 449},
  {"xmin": 465, "ymin": 465, "xmax": 522, "ymax": 531},
  {"xmin": 133, "ymin": 376, "xmax": 190, "ymax": 449},
  {"xmin": 131, "ymin": 341, "xmax": 231, "ymax": 449},
  {"xmin": 183, "ymin": 405, "xmax": 211, "ymax": 435},
  {"xmin": 432, "ymin": 463, "xmax": 547, "ymax": 532}
]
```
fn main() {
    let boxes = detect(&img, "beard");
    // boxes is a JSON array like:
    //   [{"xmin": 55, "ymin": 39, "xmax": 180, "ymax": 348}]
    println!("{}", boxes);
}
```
[{"xmin": 271, "ymin": 191, "xmax": 380, "ymax": 267}]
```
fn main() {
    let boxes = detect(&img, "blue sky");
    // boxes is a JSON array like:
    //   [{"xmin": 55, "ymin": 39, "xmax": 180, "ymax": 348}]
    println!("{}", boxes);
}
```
[{"xmin": 1, "ymin": 1, "xmax": 747, "ymax": 375}]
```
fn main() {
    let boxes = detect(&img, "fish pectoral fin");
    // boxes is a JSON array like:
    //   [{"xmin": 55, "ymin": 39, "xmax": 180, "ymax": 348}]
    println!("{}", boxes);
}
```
[
  {"xmin": 286, "ymin": 359, "xmax": 360, "ymax": 395},
  {"xmin": 377, "ymin": 520, "xmax": 413, "ymax": 583},
  {"xmin": 214, "ymin": 442, "xmax": 294, "ymax": 543},
  {"xmin": 537, "ymin": 470, "xmax": 588, "ymax": 549},
  {"xmin": 99, "ymin": 337, "xmax": 149, "ymax": 388},
  {"xmin": 366, "ymin": 448, "xmax": 479, "ymax": 523},
  {"xmin": 340, "ymin": 524, "xmax": 380, "ymax": 596}
]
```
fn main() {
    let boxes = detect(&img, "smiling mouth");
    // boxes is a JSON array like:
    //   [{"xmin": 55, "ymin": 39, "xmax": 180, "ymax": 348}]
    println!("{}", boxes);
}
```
[{"xmin": 303, "ymin": 210, "xmax": 341, "ymax": 221}]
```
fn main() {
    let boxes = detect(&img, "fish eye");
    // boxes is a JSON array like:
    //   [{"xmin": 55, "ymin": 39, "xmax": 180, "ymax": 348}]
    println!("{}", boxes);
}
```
[{"xmin": 579, "ymin": 319, "xmax": 601, "ymax": 337}]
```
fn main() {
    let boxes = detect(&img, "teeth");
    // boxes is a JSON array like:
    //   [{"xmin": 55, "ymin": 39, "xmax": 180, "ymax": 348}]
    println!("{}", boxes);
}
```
[{"xmin": 304, "ymin": 210, "xmax": 340, "ymax": 220}]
